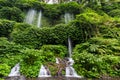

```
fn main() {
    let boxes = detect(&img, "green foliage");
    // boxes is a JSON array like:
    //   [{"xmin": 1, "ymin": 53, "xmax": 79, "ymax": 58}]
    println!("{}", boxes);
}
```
[
  {"xmin": 74, "ymin": 37, "xmax": 120, "ymax": 55},
  {"xmin": 0, "ymin": 0, "xmax": 120, "ymax": 78},
  {"xmin": 73, "ymin": 52, "xmax": 120, "ymax": 78},
  {"xmin": 59, "ymin": 2, "xmax": 80, "ymax": 14},
  {"xmin": 102, "ymin": 2, "xmax": 120, "ymax": 13},
  {"xmin": 12, "ymin": 23, "xmax": 31, "ymax": 33},
  {"xmin": 16, "ymin": 0, "xmax": 45, "ymax": 11},
  {"xmin": 100, "ymin": 25, "xmax": 120, "ymax": 39},
  {"xmin": 0, "ymin": 37, "xmax": 25, "ymax": 70},
  {"xmin": 108, "ymin": 9, "xmax": 120, "ymax": 17},
  {"xmin": 0, "ymin": 7, "xmax": 24, "ymax": 22},
  {"xmin": 41, "ymin": 45, "xmax": 67, "ymax": 60},
  {"xmin": 0, "ymin": 20, "xmax": 15, "ymax": 38},
  {"xmin": 0, "ymin": 37, "xmax": 25, "ymax": 57},
  {"xmin": 43, "ymin": 4, "xmax": 62, "ymax": 25},
  {"xmin": 0, "ymin": 0, "xmax": 9, "ymax": 8},
  {"xmin": 0, "ymin": 64, "xmax": 10, "ymax": 77},
  {"xmin": 20, "ymin": 49, "xmax": 42, "ymax": 77}
]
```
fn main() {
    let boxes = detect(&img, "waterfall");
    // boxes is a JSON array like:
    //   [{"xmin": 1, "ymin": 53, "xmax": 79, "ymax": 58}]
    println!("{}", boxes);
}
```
[
  {"xmin": 8, "ymin": 63, "xmax": 20, "ymax": 77},
  {"xmin": 65, "ymin": 58, "xmax": 82, "ymax": 78},
  {"xmin": 47, "ymin": 0, "xmax": 54, "ymax": 4},
  {"xmin": 24, "ymin": 9, "xmax": 37, "ymax": 25},
  {"xmin": 38, "ymin": 65, "xmax": 51, "ymax": 77},
  {"xmin": 68, "ymin": 38, "xmax": 72, "ymax": 58},
  {"xmin": 56, "ymin": 58, "xmax": 59, "ymax": 64},
  {"xmin": 64, "ymin": 12, "xmax": 74, "ymax": 24},
  {"xmin": 46, "ymin": 0, "xmax": 58, "ymax": 4},
  {"xmin": 64, "ymin": 11, "xmax": 81, "ymax": 78},
  {"xmin": 37, "ymin": 10, "xmax": 42, "ymax": 28},
  {"xmin": 24, "ymin": 9, "xmax": 43, "ymax": 28},
  {"xmin": 64, "ymin": 12, "xmax": 74, "ymax": 57}
]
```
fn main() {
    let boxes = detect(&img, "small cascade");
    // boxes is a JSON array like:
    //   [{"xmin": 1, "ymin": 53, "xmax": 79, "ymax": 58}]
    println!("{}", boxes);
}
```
[
  {"xmin": 37, "ymin": 10, "xmax": 42, "ymax": 28},
  {"xmin": 38, "ymin": 65, "xmax": 51, "ymax": 77},
  {"xmin": 24, "ymin": 9, "xmax": 37, "ymax": 24},
  {"xmin": 56, "ymin": 58, "xmax": 59, "ymax": 64},
  {"xmin": 65, "ymin": 58, "xmax": 82, "ymax": 78},
  {"xmin": 8, "ymin": 63, "xmax": 20, "ymax": 77},
  {"xmin": 64, "ymin": 12, "xmax": 74, "ymax": 24}
]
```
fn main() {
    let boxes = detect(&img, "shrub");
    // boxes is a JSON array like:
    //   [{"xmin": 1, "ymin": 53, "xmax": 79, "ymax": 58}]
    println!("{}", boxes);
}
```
[
  {"xmin": 0, "ymin": 20, "xmax": 15, "ymax": 38},
  {"xmin": 0, "ymin": 7, "xmax": 24, "ymax": 22},
  {"xmin": 73, "ymin": 51, "xmax": 120, "ymax": 78},
  {"xmin": 43, "ymin": 4, "xmax": 62, "ymax": 25},
  {"xmin": 20, "ymin": 49, "xmax": 43, "ymax": 77},
  {"xmin": 41, "ymin": 45, "xmax": 67, "ymax": 60},
  {"xmin": 0, "ymin": 0, "xmax": 9, "ymax": 8},
  {"xmin": 108, "ymin": 9, "xmax": 120, "ymax": 17},
  {"xmin": 59, "ymin": 2, "xmax": 80, "ymax": 14},
  {"xmin": 74, "ymin": 37, "xmax": 120, "ymax": 55},
  {"xmin": 0, "ymin": 64, "xmax": 10, "ymax": 77},
  {"xmin": 0, "ymin": 37, "xmax": 25, "ymax": 67}
]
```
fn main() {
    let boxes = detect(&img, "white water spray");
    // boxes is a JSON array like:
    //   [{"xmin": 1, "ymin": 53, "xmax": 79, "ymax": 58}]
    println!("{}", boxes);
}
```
[
  {"xmin": 24, "ymin": 9, "xmax": 37, "ymax": 24},
  {"xmin": 64, "ymin": 12, "xmax": 74, "ymax": 24},
  {"xmin": 65, "ymin": 58, "xmax": 82, "ymax": 78},
  {"xmin": 68, "ymin": 37, "xmax": 72, "ymax": 58},
  {"xmin": 38, "ymin": 65, "xmax": 51, "ymax": 77},
  {"xmin": 8, "ymin": 63, "xmax": 20, "ymax": 77},
  {"xmin": 37, "ymin": 10, "xmax": 42, "ymax": 28},
  {"xmin": 46, "ymin": 0, "xmax": 58, "ymax": 4}
]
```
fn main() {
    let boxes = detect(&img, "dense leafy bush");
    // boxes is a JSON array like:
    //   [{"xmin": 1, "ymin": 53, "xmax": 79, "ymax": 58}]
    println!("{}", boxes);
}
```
[
  {"xmin": 102, "ymin": 2, "xmax": 120, "ymax": 13},
  {"xmin": 59, "ymin": 2, "xmax": 80, "ymax": 14},
  {"xmin": 0, "ymin": 37, "xmax": 26, "ymax": 67},
  {"xmin": 20, "ymin": 49, "xmax": 43, "ymax": 77},
  {"xmin": 16, "ymin": 0, "xmax": 44, "ymax": 11},
  {"xmin": 0, "ymin": 7, "xmax": 23, "ymax": 22},
  {"xmin": 73, "ymin": 52, "xmax": 120, "ymax": 78},
  {"xmin": 74, "ymin": 37, "xmax": 120, "ymax": 55},
  {"xmin": 0, "ymin": 0, "xmax": 9, "ymax": 8},
  {"xmin": 43, "ymin": 4, "xmax": 62, "ymax": 25},
  {"xmin": 0, "ymin": 64, "xmax": 10, "ymax": 77},
  {"xmin": 108, "ymin": 9, "xmax": 120, "ymax": 17},
  {"xmin": 0, "ymin": 20, "xmax": 15, "ymax": 38},
  {"xmin": 0, "ymin": 37, "xmax": 25, "ymax": 57},
  {"xmin": 41, "ymin": 45, "xmax": 67, "ymax": 59}
]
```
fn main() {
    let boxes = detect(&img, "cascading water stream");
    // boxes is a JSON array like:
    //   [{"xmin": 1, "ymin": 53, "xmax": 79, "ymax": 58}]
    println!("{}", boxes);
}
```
[
  {"xmin": 8, "ymin": 63, "xmax": 20, "ymax": 77},
  {"xmin": 24, "ymin": 9, "xmax": 37, "ymax": 25},
  {"xmin": 64, "ymin": 12, "xmax": 74, "ymax": 24},
  {"xmin": 65, "ymin": 58, "xmax": 82, "ymax": 78},
  {"xmin": 38, "ymin": 65, "xmax": 51, "ymax": 77},
  {"xmin": 37, "ymin": 10, "xmax": 42, "ymax": 28},
  {"xmin": 68, "ymin": 37, "xmax": 72, "ymax": 58},
  {"xmin": 64, "ymin": 10, "xmax": 81, "ymax": 78}
]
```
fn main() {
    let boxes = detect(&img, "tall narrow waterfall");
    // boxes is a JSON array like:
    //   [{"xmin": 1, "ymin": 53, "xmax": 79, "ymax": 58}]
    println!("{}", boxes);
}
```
[
  {"xmin": 64, "ymin": 11, "xmax": 81, "ymax": 78},
  {"xmin": 64, "ymin": 12, "xmax": 74, "ymax": 57},
  {"xmin": 37, "ymin": 10, "xmax": 42, "ymax": 28},
  {"xmin": 25, "ymin": 9, "xmax": 37, "ymax": 24},
  {"xmin": 68, "ymin": 37, "xmax": 72, "ymax": 58},
  {"xmin": 8, "ymin": 63, "xmax": 20, "ymax": 77}
]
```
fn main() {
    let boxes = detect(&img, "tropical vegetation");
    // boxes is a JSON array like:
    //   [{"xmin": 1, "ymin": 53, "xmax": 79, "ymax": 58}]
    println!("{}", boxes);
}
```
[{"xmin": 0, "ymin": 0, "xmax": 120, "ymax": 79}]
